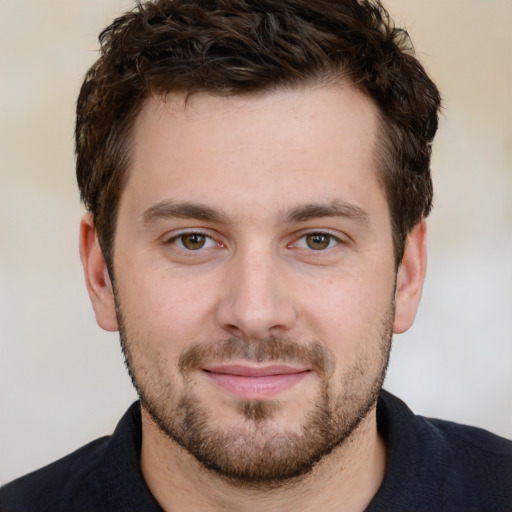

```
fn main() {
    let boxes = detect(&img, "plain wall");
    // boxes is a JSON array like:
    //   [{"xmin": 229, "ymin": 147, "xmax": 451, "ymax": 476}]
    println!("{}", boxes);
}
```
[{"xmin": 1, "ymin": 0, "xmax": 511, "ymax": 484}]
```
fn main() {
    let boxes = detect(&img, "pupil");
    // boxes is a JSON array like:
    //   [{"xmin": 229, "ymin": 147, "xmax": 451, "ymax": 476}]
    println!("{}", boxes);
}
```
[
  {"xmin": 183, "ymin": 234, "xmax": 205, "ymax": 250},
  {"xmin": 307, "ymin": 233, "xmax": 330, "ymax": 250}
]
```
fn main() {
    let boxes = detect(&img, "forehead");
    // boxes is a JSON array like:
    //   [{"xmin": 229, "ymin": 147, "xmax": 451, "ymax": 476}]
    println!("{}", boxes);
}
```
[{"xmin": 120, "ymin": 85, "xmax": 384, "ymax": 223}]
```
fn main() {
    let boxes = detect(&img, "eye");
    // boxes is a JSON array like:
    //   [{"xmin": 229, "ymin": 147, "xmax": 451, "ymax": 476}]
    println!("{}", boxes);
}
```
[
  {"xmin": 171, "ymin": 232, "xmax": 217, "ymax": 251},
  {"xmin": 295, "ymin": 232, "xmax": 340, "ymax": 251}
]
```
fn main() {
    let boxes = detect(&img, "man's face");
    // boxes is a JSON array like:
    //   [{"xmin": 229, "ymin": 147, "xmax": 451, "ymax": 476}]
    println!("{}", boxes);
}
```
[{"xmin": 110, "ymin": 86, "xmax": 398, "ymax": 483}]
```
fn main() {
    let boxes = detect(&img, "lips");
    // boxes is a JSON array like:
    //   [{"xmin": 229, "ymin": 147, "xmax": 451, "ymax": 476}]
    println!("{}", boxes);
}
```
[{"xmin": 202, "ymin": 363, "xmax": 310, "ymax": 399}]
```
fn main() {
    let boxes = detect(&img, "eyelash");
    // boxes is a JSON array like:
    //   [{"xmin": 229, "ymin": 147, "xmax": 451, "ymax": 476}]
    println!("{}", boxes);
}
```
[
  {"xmin": 291, "ymin": 231, "xmax": 343, "ymax": 251},
  {"xmin": 165, "ymin": 231, "xmax": 219, "ymax": 251},
  {"xmin": 164, "ymin": 230, "xmax": 344, "ymax": 253}
]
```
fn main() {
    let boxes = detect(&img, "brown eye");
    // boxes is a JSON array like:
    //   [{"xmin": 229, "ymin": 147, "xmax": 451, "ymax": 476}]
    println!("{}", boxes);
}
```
[
  {"xmin": 305, "ymin": 233, "xmax": 332, "ymax": 250},
  {"xmin": 180, "ymin": 233, "xmax": 207, "ymax": 250}
]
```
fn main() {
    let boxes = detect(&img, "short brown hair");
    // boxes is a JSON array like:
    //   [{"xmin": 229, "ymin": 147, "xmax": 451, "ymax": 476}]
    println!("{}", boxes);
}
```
[{"xmin": 76, "ymin": 0, "xmax": 441, "ymax": 271}]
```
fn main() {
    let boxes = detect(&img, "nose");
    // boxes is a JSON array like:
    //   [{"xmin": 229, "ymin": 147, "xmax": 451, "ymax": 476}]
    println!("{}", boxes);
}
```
[{"xmin": 215, "ymin": 247, "xmax": 297, "ymax": 341}]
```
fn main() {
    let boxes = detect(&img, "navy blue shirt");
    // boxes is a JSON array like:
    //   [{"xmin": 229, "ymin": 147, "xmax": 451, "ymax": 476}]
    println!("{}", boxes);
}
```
[{"xmin": 1, "ymin": 391, "xmax": 511, "ymax": 511}]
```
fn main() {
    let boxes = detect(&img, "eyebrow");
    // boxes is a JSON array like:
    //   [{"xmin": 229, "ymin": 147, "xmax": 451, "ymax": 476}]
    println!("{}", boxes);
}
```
[
  {"xmin": 141, "ymin": 200, "xmax": 229, "ymax": 226},
  {"xmin": 141, "ymin": 199, "xmax": 370, "ymax": 228},
  {"xmin": 281, "ymin": 200, "xmax": 371, "ymax": 227}
]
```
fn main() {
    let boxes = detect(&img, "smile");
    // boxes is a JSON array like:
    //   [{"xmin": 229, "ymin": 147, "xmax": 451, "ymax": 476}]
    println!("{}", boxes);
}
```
[{"xmin": 202, "ymin": 364, "xmax": 311, "ymax": 399}]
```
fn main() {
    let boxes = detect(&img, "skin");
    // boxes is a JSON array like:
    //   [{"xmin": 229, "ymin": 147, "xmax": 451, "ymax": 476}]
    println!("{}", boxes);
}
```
[{"xmin": 80, "ymin": 85, "xmax": 427, "ymax": 511}]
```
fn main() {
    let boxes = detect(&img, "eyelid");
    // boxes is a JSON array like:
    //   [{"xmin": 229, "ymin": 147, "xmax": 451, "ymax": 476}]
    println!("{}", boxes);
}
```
[
  {"xmin": 289, "ymin": 229, "xmax": 346, "ymax": 249},
  {"xmin": 163, "ymin": 229, "xmax": 223, "ymax": 250},
  {"xmin": 165, "ymin": 228, "xmax": 210, "ymax": 241}
]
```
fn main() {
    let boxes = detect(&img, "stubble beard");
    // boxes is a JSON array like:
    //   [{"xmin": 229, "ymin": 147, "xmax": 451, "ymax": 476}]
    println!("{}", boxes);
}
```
[{"xmin": 117, "ymin": 302, "xmax": 394, "ymax": 487}]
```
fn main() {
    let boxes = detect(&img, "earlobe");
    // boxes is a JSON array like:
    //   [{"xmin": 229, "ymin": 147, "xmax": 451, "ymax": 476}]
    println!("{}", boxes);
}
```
[
  {"xmin": 79, "ymin": 213, "xmax": 119, "ymax": 332},
  {"xmin": 393, "ymin": 220, "xmax": 427, "ymax": 334}
]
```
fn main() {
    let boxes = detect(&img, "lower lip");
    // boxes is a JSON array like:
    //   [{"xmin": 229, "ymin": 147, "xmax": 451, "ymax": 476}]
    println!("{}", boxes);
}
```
[{"xmin": 203, "ymin": 371, "xmax": 309, "ymax": 399}]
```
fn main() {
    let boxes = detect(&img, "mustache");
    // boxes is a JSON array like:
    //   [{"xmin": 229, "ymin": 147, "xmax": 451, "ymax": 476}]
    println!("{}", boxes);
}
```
[{"xmin": 178, "ymin": 335, "xmax": 335, "ymax": 378}]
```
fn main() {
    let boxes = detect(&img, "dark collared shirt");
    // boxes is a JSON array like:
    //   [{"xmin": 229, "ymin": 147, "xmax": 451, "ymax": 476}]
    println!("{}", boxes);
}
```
[{"xmin": 1, "ymin": 391, "xmax": 511, "ymax": 511}]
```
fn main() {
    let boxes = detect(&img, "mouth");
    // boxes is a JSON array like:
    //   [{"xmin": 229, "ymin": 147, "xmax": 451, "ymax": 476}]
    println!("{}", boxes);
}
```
[{"xmin": 202, "ymin": 363, "xmax": 311, "ymax": 399}]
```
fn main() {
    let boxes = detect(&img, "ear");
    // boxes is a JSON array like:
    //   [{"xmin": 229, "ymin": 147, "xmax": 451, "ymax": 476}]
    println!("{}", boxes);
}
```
[
  {"xmin": 393, "ymin": 220, "xmax": 427, "ymax": 334},
  {"xmin": 79, "ymin": 213, "xmax": 118, "ymax": 332}
]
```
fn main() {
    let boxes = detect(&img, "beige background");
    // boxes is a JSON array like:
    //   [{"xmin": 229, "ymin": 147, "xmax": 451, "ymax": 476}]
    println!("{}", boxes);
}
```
[{"xmin": 1, "ymin": 0, "xmax": 511, "ymax": 484}]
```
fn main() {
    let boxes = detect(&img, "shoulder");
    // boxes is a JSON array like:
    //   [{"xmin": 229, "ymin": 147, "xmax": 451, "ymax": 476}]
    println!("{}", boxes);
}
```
[
  {"xmin": 427, "ymin": 415, "xmax": 512, "ymax": 458},
  {"xmin": 373, "ymin": 391, "xmax": 512, "ymax": 511},
  {"xmin": 0, "ymin": 402, "xmax": 154, "ymax": 512},
  {"xmin": 379, "ymin": 390, "xmax": 512, "ymax": 463},
  {"xmin": 425, "ymin": 416, "xmax": 512, "ymax": 505},
  {"xmin": 0, "ymin": 436, "xmax": 110, "ymax": 512}
]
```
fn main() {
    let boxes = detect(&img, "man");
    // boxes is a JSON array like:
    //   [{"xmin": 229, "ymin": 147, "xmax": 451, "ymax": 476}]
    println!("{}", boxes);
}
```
[{"xmin": 1, "ymin": 0, "xmax": 510, "ymax": 510}]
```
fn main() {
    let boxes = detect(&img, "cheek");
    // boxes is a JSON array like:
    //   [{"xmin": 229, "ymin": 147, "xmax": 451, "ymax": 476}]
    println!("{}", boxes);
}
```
[
  {"xmin": 116, "ymin": 265, "xmax": 222, "ymax": 355},
  {"xmin": 298, "ymin": 269, "xmax": 395, "ymax": 357}
]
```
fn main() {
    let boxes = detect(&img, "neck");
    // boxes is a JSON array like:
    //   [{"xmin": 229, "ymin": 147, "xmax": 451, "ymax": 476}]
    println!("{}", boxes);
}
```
[{"xmin": 140, "ymin": 405, "xmax": 386, "ymax": 512}]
